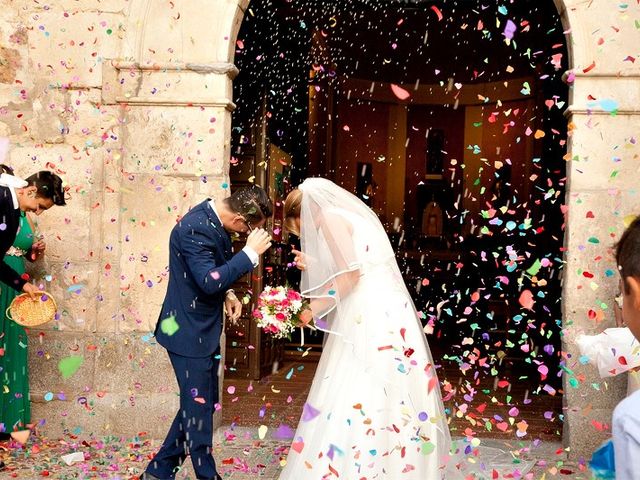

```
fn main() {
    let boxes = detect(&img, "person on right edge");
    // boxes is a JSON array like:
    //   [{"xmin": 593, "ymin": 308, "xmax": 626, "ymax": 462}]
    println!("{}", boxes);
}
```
[{"xmin": 612, "ymin": 216, "xmax": 640, "ymax": 480}]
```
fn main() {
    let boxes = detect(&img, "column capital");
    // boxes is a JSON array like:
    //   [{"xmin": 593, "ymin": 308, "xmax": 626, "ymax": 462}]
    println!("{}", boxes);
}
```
[{"xmin": 101, "ymin": 60, "xmax": 238, "ymax": 109}]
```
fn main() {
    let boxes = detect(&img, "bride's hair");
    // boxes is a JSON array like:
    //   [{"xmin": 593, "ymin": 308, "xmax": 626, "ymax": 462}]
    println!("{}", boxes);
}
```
[{"xmin": 284, "ymin": 188, "xmax": 302, "ymax": 236}]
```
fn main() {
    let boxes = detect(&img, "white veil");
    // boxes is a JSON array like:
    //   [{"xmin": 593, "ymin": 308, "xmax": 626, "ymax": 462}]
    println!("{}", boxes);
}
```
[
  {"xmin": 289, "ymin": 178, "xmax": 534, "ymax": 478},
  {"xmin": 298, "ymin": 177, "xmax": 395, "ymax": 324},
  {"xmin": 291, "ymin": 178, "xmax": 469, "ymax": 478}
]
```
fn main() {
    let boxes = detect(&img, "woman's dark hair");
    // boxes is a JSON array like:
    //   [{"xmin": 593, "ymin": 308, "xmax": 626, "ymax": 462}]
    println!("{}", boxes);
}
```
[
  {"xmin": 25, "ymin": 171, "xmax": 66, "ymax": 206},
  {"xmin": 616, "ymin": 216, "xmax": 640, "ymax": 293},
  {"xmin": 225, "ymin": 185, "xmax": 273, "ymax": 224},
  {"xmin": 0, "ymin": 164, "xmax": 15, "ymax": 175}
]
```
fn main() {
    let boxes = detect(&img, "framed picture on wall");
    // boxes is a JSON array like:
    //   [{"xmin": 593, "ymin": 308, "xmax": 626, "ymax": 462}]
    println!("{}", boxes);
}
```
[{"xmin": 425, "ymin": 128, "xmax": 445, "ymax": 180}]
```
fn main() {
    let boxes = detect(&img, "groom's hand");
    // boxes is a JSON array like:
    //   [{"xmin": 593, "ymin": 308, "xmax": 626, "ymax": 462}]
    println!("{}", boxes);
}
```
[
  {"xmin": 246, "ymin": 228, "xmax": 272, "ymax": 255},
  {"xmin": 225, "ymin": 292, "xmax": 242, "ymax": 325}
]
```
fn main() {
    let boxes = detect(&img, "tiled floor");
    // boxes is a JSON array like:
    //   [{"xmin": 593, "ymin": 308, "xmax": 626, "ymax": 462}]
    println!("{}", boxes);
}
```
[
  {"xmin": 0, "ymin": 354, "xmax": 577, "ymax": 479},
  {"xmin": 222, "ymin": 355, "xmax": 563, "ymax": 442},
  {"xmin": 0, "ymin": 429, "xmax": 590, "ymax": 479}
]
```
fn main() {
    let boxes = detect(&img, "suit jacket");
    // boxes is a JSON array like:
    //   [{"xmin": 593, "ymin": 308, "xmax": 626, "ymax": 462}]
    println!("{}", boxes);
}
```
[
  {"xmin": 154, "ymin": 199, "xmax": 254, "ymax": 358},
  {"xmin": 0, "ymin": 186, "xmax": 27, "ymax": 290}
]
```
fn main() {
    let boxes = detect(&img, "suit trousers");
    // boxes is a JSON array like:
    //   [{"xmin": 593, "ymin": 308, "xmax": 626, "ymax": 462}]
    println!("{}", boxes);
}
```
[{"xmin": 145, "ymin": 350, "xmax": 221, "ymax": 480}]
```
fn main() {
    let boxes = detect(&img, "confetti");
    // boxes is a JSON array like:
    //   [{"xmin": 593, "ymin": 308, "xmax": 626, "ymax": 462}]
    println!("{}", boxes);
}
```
[{"xmin": 57, "ymin": 356, "xmax": 84, "ymax": 379}]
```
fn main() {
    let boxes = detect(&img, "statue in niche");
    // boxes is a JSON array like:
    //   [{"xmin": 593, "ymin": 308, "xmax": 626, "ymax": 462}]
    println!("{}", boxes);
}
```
[{"xmin": 422, "ymin": 194, "xmax": 444, "ymax": 237}]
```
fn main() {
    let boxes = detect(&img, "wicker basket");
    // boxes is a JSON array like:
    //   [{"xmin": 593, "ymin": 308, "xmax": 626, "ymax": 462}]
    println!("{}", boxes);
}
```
[{"xmin": 7, "ymin": 291, "xmax": 57, "ymax": 327}]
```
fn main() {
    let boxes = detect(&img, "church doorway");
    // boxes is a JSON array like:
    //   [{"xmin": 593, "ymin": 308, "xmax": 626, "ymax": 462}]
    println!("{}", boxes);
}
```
[{"xmin": 226, "ymin": 0, "xmax": 569, "ymax": 441}]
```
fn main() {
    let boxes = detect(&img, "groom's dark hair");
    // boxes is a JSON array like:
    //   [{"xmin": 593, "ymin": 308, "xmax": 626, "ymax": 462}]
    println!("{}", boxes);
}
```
[{"xmin": 225, "ymin": 185, "xmax": 273, "ymax": 225}]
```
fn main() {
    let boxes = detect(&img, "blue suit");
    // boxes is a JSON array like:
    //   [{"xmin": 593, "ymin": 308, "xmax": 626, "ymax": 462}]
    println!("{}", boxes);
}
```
[{"xmin": 146, "ymin": 200, "xmax": 254, "ymax": 480}]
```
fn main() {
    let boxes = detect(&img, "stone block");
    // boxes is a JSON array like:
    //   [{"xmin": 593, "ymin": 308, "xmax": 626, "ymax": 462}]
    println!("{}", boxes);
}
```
[
  {"xmin": 130, "ymin": 0, "xmax": 241, "ymax": 65},
  {"xmin": 562, "ymin": 190, "xmax": 627, "ymax": 312},
  {"xmin": 55, "ymin": 87, "xmax": 121, "ymax": 145},
  {"xmin": 571, "ymin": 78, "xmax": 640, "ymax": 114},
  {"xmin": 115, "ymin": 174, "xmax": 199, "ymax": 332},
  {"xmin": 25, "ymin": 10, "xmax": 124, "ymax": 88},
  {"xmin": 121, "ymin": 105, "xmax": 230, "ymax": 178},
  {"xmin": 93, "ymin": 334, "xmax": 177, "ymax": 397},
  {"xmin": 47, "ymin": 0, "xmax": 132, "ymax": 12},
  {"xmin": 562, "ymin": 354, "xmax": 626, "ymax": 409},
  {"xmin": 28, "ymin": 330, "xmax": 185, "ymax": 439},
  {"xmin": 564, "ymin": 2, "xmax": 640, "ymax": 76},
  {"xmin": 566, "ymin": 114, "xmax": 640, "ymax": 191},
  {"xmin": 27, "ymin": 203, "xmax": 93, "ymax": 259},
  {"xmin": 563, "ymin": 407, "xmax": 618, "ymax": 460},
  {"xmin": 8, "ymin": 142, "xmax": 103, "ymax": 204},
  {"xmin": 0, "ymin": 16, "xmax": 29, "ymax": 92},
  {"xmin": 39, "ymin": 260, "xmax": 100, "ymax": 332},
  {"xmin": 106, "ymin": 63, "xmax": 234, "ymax": 106},
  {"xmin": 32, "ymin": 391, "xmax": 180, "ymax": 439},
  {"xmin": 28, "ymin": 331, "xmax": 97, "ymax": 395},
  {"xmin": 31, "ymin": 395, "xmax": 104, "ymax": 437}
]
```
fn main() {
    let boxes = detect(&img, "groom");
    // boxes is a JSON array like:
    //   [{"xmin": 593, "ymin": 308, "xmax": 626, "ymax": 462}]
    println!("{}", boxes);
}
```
[{"xmin": 143, "ymin": 185, "xmax": 273, "ymax": 480}]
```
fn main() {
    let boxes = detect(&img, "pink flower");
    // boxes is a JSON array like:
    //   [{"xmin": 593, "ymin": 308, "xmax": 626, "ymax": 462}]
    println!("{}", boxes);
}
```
[
  {"xmin": 266, "ymin": 324, "xmax": 280, "ymax": 334},
  {"xmin": 287, "ymin": 290, "xmax": 301, "ymax": 301}
]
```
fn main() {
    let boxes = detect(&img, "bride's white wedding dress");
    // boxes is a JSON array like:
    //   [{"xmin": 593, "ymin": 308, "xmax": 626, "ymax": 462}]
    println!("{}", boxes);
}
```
[{"xmin": 280, "ymin": 179, "xmax": 456, "ymax": 479}]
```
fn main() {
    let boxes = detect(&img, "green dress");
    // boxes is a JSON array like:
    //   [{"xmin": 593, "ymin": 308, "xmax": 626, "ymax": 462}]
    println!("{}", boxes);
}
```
[{"xmin": 0, "ymin": 212, "xmax": 33, "ymax": 432}]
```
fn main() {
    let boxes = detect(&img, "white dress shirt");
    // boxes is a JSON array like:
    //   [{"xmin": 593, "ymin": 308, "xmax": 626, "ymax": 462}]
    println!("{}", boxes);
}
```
[
  {"xmin": 208, "ymin": 199, "xmax": 259, "ymax": 267},
  {"xmin": 613, "ymin": 389, "xmax": 640, "ymax": 479},
  {"xmin": 0, "ymin": 173, "xmax": 27, "ymax": 209}
]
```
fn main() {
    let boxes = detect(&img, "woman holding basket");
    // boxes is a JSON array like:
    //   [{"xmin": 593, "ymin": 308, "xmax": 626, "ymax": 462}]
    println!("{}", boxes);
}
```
[{"xmin": 0, "ymin": 165, "xmax": 65, "ymax": 452}]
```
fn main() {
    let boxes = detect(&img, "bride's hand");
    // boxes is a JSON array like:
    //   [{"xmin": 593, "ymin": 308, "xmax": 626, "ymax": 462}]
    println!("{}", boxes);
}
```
[
  {"xmin": 299, "ymin": 307, "xmax": 313, "ymax": 327},
  {"xmin": 292, "ymin": 249, "xmax": 306, "ymax": 271}
]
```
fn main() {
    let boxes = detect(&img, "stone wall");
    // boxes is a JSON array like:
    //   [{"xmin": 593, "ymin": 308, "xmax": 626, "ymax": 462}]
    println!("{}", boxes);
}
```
[
  {"xmin": 558, "ymin": 0, "xmax": 640, "ymax": 458},
  {"xmin": 0, "ymin": 0, "xmax": 247, "ymax": 439},
  {"xmin": 0, "ymin": 0, "xmax": 638, "ymax": 459}
]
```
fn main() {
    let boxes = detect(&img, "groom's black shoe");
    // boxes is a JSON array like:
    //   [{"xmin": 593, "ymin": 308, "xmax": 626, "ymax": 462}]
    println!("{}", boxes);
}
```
[{"xmin": 0, "ymin": 460, "xmax": 5, "ymax": 471}]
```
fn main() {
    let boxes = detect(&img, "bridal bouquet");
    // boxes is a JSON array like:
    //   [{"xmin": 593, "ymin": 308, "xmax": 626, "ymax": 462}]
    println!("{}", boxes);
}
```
[{"xmin": 252, "ymin": 286, "xmax": 309, "ymax": 340}]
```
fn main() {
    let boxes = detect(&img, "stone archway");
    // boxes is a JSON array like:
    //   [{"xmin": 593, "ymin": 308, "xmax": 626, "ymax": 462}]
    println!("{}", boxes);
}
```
[
  {"xmin": 21, "ymin": 0, "xmax": 634, "ymax": 460},
  {"xmin": 550, "ymin": 0, "xmax": 640, "ymax": 459},
  {"xmin": 95, "ymin": 0, "xmax": 255, "ymax": 435},
  {"xmin": 218, "ymin": 0, "xmax": 640, "ymax": 460}
]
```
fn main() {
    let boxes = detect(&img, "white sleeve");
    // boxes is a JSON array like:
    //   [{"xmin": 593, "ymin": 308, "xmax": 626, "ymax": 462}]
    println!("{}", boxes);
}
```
[
  {"xmin": 613, "ymin": 392, "xmax": 640, "ymax": 479},
  {"xmin": 242, "ymin": 246, "xmax": 259, "ymax": 267}
]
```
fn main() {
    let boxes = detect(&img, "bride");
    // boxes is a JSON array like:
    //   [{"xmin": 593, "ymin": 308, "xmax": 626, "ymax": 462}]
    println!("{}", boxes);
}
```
[{"xmin": 279, "ymin": 178, "xmax": 459, "ymax": 479}]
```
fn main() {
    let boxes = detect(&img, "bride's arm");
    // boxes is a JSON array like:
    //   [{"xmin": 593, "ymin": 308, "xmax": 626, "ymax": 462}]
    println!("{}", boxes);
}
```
[
  {"xmin": 303, "ymin": 212, "xmax": 360, "ymax": 321},
  {"xmin": 304, "ymin": 270, "xmax": 360, "ymax": 317}
]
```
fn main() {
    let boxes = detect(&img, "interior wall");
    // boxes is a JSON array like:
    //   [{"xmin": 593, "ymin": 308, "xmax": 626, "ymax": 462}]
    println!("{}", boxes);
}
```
[
  {"xmin": 334, "ymin": 99, "xmax": 390, "ymax": 222},
  {"xmin": 405, "ymin": 105, "xmax": 466, "ymax": 227},
  {"xmin": 463, "ymin": 99, "xmax": 536, "ymax": 229}
]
